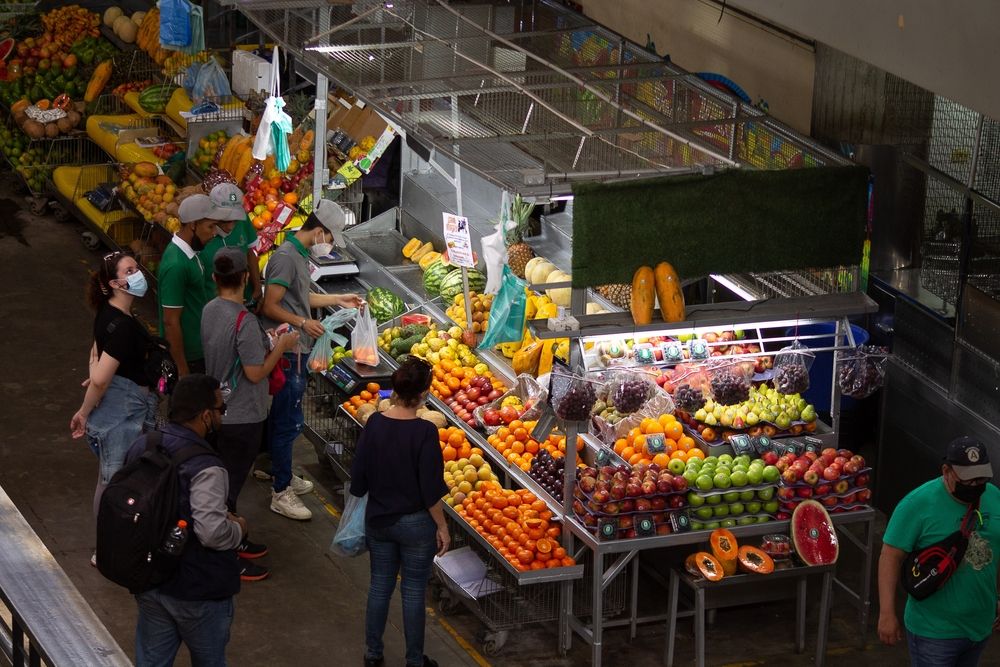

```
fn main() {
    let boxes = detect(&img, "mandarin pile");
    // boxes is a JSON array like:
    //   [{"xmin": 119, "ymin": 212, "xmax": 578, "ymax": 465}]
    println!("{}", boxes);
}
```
[
  {"xmin": 611, "ymin": 413, "xmax": 698, "ymax": 468},
  {"xmin": 485, "ymin": 420, "xmax": 584, "ymax": 472}
]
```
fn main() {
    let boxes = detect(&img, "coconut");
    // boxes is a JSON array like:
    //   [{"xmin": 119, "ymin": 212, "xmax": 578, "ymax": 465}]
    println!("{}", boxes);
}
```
[
  {"xmin": 56, "ymin": 117, "xmax": 73, "ymax": 134},
  {"xmin": 66, "ymin": 111, "xmax": 82, "ymax": 128},
  {"xmin": 23, "ymin": 120, "xmax": 44, "ymax": 139}
]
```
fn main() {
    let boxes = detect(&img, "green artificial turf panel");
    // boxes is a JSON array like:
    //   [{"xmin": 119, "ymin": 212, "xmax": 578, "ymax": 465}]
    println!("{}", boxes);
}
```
[{"xmin": 570, "ymin": 166, "xmax": 870, "ymax": 287}]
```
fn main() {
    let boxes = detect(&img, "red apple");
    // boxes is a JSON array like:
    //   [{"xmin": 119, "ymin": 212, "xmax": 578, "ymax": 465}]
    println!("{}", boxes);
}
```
[
  {"xmin": 797, "ymin": 487, "xmax": 814, "ymax": 498},
  {"xmin": 668, "ymin": 494, "xmax": 686, "ymax": 508},
  {"xmin": 804, "ymin": 470, "xmax": 820, "ymax": 486},
  {"xmin": 822, "ymin": 495, "xmax": 839, "ymax": 507},
  {"xmin": 650, "ymin": 497, "xmax": 667, "ymax": 511},
  {"xmin": 641, "ymin": 480, "xmax": 657, "ymax": 495},
  {"xmin": 833, "ymin": 480, "xmax": 850, "ymax": 494},
  {"xmin": 620, "ymin": 499, "xmax": 635, "ymax": 513},
  {"xmin": 822, "ymin": 466, "xmax": 839, "ymax": 481},
  {"xmin": 636, "ymin": 498, "xmax": 652, "ymax": 512},
  {"xmin": 672, "ymin": 476, "xmax": 689, "ymax": 493}
]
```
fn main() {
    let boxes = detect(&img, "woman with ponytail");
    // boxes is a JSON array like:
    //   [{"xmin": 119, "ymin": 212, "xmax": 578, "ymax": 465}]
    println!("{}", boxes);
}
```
[{"xmin": 71, "ymin": 251, "xmax": 159, "ymax": 531}]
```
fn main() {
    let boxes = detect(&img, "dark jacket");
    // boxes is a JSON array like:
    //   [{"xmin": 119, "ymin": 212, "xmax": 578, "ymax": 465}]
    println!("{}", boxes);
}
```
[{"xmin": 125, "ymin": 423, "xmax": 242, "ymax": 600}]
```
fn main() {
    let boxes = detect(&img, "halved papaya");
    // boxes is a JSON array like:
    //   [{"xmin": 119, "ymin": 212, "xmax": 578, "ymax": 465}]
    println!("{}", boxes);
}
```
[
  {"xmin": 737, "ymin": 545, "xmax": 775, "ymax": 575},
  {"xmin": 709, "ymin": 528, "xmax": 739, "ymax": 576},
  {"xmin": 685, "ymin": 551, "xmax": 725, "ymax": 582}
]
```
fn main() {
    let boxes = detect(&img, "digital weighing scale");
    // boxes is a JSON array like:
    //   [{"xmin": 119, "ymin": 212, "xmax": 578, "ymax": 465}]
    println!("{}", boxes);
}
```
[
  {"xmin": 323, "ymin": 356, "xmax": 394, "ymax": 394},
  {"xmin": 309, "ymin": 247, "xmax": 360, "ymax": 280}
]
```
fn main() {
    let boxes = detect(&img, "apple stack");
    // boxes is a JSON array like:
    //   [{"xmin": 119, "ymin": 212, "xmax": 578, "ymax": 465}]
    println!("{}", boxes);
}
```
[
  {"xmin": 685, "ymin": 454, "xmax": 780, "ymax": 531},
  {"xmin": 572, "ymin": 463, "xmax": 688, "ymax": 539},
  {"xmin": 774, "ymin": 447, "xmax": 872, "ymax": 518}
]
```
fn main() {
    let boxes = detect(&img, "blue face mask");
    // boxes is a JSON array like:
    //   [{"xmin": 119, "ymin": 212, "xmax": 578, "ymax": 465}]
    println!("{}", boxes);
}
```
[{"xmin": 124, "ymin": 271, "xmax": 148, "ymax": 297}]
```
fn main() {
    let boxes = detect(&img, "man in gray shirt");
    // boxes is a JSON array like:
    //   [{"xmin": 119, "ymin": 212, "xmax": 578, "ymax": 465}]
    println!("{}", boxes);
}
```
[{"xmin": 261, "ymin": 201, "xmax": 362, "ymax": 520}]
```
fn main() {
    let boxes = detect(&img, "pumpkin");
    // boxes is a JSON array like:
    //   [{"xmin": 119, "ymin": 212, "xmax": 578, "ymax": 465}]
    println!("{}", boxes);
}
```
[
  {"xmin": 654, "ymin": 261, "xmax": 685, "ymax": 323},
  {"xmin": 709, "ymin": 528, "xmax": 739, "ymax": 576},
  {"xmin": 630, "ymin": 265, "xmax": 655, "ymax": 325}
]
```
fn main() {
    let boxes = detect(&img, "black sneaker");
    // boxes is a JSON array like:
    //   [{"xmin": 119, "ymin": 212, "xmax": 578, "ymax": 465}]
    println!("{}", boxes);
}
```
[
  {"xmin": 236, "ymin": 539, "xmax": 268, "ymax": 559},
  {"xmin": 363, "ymin": 658, "xmax": 383, "ymax": 667},
  {"xmin": 240, "ymin": 561, "xmax": 270, "ymax": 582}
]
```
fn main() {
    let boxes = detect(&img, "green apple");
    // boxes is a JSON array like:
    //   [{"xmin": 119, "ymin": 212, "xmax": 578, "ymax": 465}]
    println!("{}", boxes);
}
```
[
  {"xmin": 690, "ymin": 521, "xmax": 705, "ymax": 531},
  {"xmin": 728, "ymin": 502, "xmax": 744, "ymax": 515},
  {"xmin": 704, "ymin": 522, "xmax": 721, "ymax": 530},
  {"xmin": 763, "ymin": 500, "xmax": 779, "ymax": 514},
  {"xmin": 747, "ymin": 467, "xmax": 763, "ymax": 485},
  {"xmin": 757, "ymin": 487, "xmax": 775, "ymax": 501},
  {"xmin": 705, "ymin": 494, "xmax": 722, "ymax": 506},
  {"xmin": 739, "ymin": 490, "xmax": 755, "ymax": 502},
  {"xmin": 756, "ymin": 515, "xmax": 772, "ymax": 523},
  {"xmin": 668, "ymin": 458, "xmax": 686, "ymax": 475},
  {"xmin": 737, "ymin": 516, "xmax": 756, "ymax": 526},
  {"xmin": 695, "ymin": 507, "xmax": 714, "ymax": 520},
  {"xmin": 722, "ymin": 491, "xmax": 740, "ymax": 503},
  {"xmin": 762, "ymin": 466, "xmax": 780, "ymax": 483},
  {"xmin": 703, "ymin": 456, "xmax": 719, "ymax": 466},
  {"xmin": 730, "ymin": 471, "xmax": 748, "ymax": 487},
  {"xmin": 713, "ymin": 505, "xmax": 730, "ymax": 517},
  {"xmin": 696, "ymin": 475, "xmax": 714, "ymax": 491},
  {"xmin": 721, "ymin": 519, "xmax": 737, "ymax": 528},
  {"xmin": 718, "ymin": 454, "xmax": 733, "ymax": 466},
  {"xmin": 713, "ymin": 472, "xmax": 732, "ymax": 489},
  {"xmin": 746, "ymin": 501, "xmax": 762, "ymax": 514},
  {"xmin": 687, "ymin": 492, "xmax": 705, "ymax": 507},
  {"xmin": 683, "ymin": 470, "xmax": 699, "ymax": 486}
]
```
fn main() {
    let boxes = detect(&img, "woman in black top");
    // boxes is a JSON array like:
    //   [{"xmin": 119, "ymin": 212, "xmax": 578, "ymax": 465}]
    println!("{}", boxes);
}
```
[
  {"xmin": 350, "ymin": 358, "xmax": 450, "ymax": 667},
  {"xmin": 70, "ymin": 251, "xmax": 158, "ymax": 524}
]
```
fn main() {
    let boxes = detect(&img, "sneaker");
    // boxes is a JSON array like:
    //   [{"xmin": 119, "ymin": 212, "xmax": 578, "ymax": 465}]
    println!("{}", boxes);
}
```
[
  {"xmin": 271, "ymin": 487, "xmax": 312, "ymax": 520},
  {"xmin": 290, "ymin": 474, "xmax": 314, "ymax": 495},
  {"xmin": 239, "ymin": 561, "xmax": 270, "ymax": 582},
  {"xmin": 236, "ymin": 539, "xmax": 268, "ymax": 559}
]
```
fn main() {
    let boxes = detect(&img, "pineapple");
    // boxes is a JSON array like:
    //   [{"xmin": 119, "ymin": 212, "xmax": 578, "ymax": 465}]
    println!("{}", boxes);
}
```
[
  {"xmin": 597, "ymin": 283, "xmax": 632, "ymax": 310},
  {"xmin": 505, "ymin": 194, "xmax": 535, "ymax": 278}
]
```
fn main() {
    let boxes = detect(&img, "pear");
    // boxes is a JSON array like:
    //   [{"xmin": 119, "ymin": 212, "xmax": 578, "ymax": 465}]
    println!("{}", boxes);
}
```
[{"xmin": 694, "ymin": 408, "xmax": 708, "ymax": 421}]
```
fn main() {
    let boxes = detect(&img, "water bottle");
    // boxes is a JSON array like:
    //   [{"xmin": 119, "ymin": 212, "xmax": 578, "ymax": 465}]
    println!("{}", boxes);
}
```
[{"xmin": 161, "ymin": 520, "xmax": 188, "ymax": 556}]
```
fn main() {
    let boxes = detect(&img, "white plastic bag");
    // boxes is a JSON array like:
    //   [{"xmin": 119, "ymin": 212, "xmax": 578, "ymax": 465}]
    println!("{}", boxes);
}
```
[
  {"xmin": 482, "ymin": 191, "xmax": 513, "ymax": 294},
  {"xmin": 253, "ymin": 47, "xmax": 289, "ymax": 162},
  {"xmin": 351, "ymin": 305, "xmax": 379, "ymax": 367},
  {"xmin": 330, "ymin": 486, "xmax": 368, "ymax": 557}
]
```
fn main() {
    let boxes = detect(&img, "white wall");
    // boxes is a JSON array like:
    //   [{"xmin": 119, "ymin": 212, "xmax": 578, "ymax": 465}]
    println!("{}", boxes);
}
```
[
  {"xmin": 729, "ymin": 0, "xmax": 1000, "ymax": 120},
  {"xmin": 577, "ymin": 0, "xmax": 816, "ymax": 134}
]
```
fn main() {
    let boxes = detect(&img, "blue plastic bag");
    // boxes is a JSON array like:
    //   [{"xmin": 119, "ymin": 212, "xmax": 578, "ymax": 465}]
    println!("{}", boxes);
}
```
[
  {"xmin": 159, "ymin": 0, "xmax": 192, "ymax": 48},
  {"xmin": 191, "ymin": 59, "xmax": 231, "ymax": 103},
  {"xmin": 478, "ymin": 265, "xmax": 527, "ymax": 349},
  {"xmin": 330, "ymin": 488, "xmax": 368, "ymax": 557}
]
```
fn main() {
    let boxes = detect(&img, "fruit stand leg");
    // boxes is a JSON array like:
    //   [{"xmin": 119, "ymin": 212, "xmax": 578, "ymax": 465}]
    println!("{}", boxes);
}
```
[
  {"xmin": 664, "ymin": 570, "xmax": 680, "ymax": 667},
  {"xmin": 832, "ymin": 514, "xmax": 876, "ymax": 648},
  {"xmin": 796, "ymin": 577, "xmax": 807, "ymax": 652},
  {"xmin": 816, "ymin": 570, "xmax": 834, "ymax": 667},
  {"xmin": 693, "ymin": 588, "xmax": 706, "ymax": 667},
  {"xmin": 591, "ymin": 551, "xmax": 604, "ymax": 667}
]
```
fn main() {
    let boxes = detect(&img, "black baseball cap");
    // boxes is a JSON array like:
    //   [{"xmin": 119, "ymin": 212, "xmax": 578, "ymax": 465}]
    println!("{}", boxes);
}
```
[{"xmin": 944, "ymin": 436, "xmax": 992, "ymax": 480}]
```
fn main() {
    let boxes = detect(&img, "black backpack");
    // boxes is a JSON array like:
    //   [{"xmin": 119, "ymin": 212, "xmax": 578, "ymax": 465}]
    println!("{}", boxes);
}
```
[
  {"xmin": 96, "ymin": 431, "xmax": 212, "ymax": 593},
  {"xmin": 104, "ymin": 314, "xmax": 178, "ymax": 394}
]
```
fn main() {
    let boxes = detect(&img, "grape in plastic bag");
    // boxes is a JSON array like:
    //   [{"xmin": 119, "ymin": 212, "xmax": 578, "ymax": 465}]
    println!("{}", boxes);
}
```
[
  {"xmin": 609, "ymin": 372, "xmax": 655, "ymax": 414},
  {"xmin": 709, "ymin": 363, "xmax": 752, "ymax": 405},
  {"xmin": 552, "ymin": 371, "xmax": 600, "ymax": 422},
  {"xmin": 673, "ymin": 383, "xmax": 707, "ymax": 412},
  {"xmin": 772, "ymin": 340, "xmax": 815, "ymax": 394},
  {"xmin": 838, "ymin": 346, "xmax": 888, "ymax": 399}
]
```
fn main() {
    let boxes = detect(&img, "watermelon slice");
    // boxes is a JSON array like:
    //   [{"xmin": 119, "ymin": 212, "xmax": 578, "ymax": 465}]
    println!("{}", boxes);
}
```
[
  {"xmin": 791, "ymin": 500, "xmax": 839, "ymax": 565},
  {"xmin": 0, "ymin": 38, "xmax": 14, "ymax": 61}
]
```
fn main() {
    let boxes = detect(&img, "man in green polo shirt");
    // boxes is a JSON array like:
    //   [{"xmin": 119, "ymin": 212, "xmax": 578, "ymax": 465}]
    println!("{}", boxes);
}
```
[
  {"xmin": 878, "ymin": 436, "xmax": 1000, "ymax": 666},
  {"xmin": 201, "ymin": 183, "xmax": 262, "ymax": 305},
  {"xmin": 158, "ymin": 194, "xmax": 232, "ymax": 376}
]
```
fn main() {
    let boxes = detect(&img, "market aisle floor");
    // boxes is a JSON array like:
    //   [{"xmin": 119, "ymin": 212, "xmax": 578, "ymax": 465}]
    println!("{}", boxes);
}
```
[{"xmin": 0, "ymin": 174, "xmax": 994, "ymax": 667}]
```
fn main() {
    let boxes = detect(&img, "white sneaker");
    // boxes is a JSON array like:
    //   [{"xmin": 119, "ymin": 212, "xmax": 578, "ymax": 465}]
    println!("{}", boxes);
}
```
[
  {"xmin": 271, "ymin": 487, "xmax": 312, "ymax": 520},
  {"xmin": 290, "ymin": 474, "xmax": 314, "ymax": 495}
]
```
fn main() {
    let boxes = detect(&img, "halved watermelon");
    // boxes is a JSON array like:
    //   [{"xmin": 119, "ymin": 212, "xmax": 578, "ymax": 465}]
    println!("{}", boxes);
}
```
[
  {"xmin": 791, "ymin": 500, "xmax": 840, "ymax": 565},
  {"xmin": 0, "ymin": 38, "xmax": 14, "ymax": 62}
]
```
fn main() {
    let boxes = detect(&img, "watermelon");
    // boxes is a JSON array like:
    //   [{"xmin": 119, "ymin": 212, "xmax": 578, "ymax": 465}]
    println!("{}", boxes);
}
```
[
  {"xmin": 790, "ymin": 500, "xmax": 839, "ymax": 565},
  {"xmin": 0, "ymin": 38, "xmax": 14, "ymax": 62},
  {"xmin": 366, "ymin": 287, "xmax": 404, "ymax": 323},
  {"xmin": 422, "ymin": 259, "xmax": 451, "ymax": 296},
  {"xmin": 438, "ymin": 268, "xmax": 486, "ymax": 304}
]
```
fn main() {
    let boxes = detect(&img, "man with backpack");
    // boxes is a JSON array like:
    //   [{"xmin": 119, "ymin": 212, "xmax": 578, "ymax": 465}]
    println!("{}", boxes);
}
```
[
  {"xmin": 108, "ymin": 374, "xmax": 245, "ymax": 666},
  {"xmin": 878, "ymin": 436, "xmax": 1000, "ymax": 666}
]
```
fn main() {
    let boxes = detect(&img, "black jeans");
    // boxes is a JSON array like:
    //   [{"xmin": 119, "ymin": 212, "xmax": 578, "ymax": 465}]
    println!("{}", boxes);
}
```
[{"xmin": 217, "ymin": 420, "xmax": 266, "ymax": 513}]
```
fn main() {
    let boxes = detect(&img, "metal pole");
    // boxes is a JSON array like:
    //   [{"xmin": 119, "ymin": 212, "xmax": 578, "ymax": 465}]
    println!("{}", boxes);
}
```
[{"xmin": 312, "ymin": 73, "xmax": 329, "ymax": 207}]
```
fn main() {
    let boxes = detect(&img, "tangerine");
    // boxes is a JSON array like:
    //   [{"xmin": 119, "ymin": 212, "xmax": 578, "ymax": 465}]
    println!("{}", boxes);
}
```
[{"xmin": 442, "ymin": 446, "xmax": 457, "ymax": 461}]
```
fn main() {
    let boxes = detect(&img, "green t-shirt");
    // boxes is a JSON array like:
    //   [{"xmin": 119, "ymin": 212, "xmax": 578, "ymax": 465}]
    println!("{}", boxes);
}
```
[
  {"xmin": 201, "ymin": 216, "xmax": 258, "ymax": 299},
  {"xmin": 883, "ymin": 477, "xmax": 1000, "ymax": 641},
  {"xmin": 158, "ymin": 239, "xmax": 212, "ymax": 362}
]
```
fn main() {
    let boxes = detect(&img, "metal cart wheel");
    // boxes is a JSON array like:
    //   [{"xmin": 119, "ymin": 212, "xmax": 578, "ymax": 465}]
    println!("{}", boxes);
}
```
[
  {"xmin": 480, "ymin": 630, "xmax": 509, "ymax": 656},
  {"xmin": 50, "ymin": 201, "xmax": 70, "ymax": 223},
  {"xmin": 437, "ymin": 590, "xmax": 459, "ymax": 616},
  {"xmin": 28, "ymin": 195, "xmax": 47, "ymax": 216}
]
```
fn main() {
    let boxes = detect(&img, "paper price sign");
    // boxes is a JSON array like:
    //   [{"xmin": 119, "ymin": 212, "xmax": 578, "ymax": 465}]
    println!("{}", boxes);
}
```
[
  {"xmin": 645, "ymin": 434, "xmax": 667, "ymax": 454},
  {"xmin": 730, "ymin": 434, "xmax": 754, "ymax": 456},
  {"xmin": 752, "ymin": 435, "xmax": 773, "ymax": 455},
  {"xmin": 442, "ymin": 213, "xmax": 475, "ymax": 268}
]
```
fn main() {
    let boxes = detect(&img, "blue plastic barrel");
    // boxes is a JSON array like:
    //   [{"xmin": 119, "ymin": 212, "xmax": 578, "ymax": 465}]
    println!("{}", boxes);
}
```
[{"xmin": 783, "ymin": 323, "xmax": 869, "ymax": 413}]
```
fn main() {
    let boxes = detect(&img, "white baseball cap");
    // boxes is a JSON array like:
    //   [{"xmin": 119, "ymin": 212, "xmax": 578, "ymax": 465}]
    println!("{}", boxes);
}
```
[{"xmin": 310, "ymin": 199, "xmax": 347, "ymax": 247}]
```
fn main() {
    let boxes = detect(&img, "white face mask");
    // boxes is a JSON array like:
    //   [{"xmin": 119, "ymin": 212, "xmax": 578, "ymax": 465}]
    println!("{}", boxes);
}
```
[
  {"xmin": 123, "ymin": 271, "xmax": 148, "ymax": 297},
  {"xmin": 311, "ymin": 242, "xmax": 333, "ymax": 258}
]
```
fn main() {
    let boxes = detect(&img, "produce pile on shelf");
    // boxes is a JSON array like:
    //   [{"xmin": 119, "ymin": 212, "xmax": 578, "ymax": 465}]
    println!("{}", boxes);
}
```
[
  {"xmin": 686, "ymin": 528, "xmax": 777, "ymax": 581},
  {"xmin": 485, "ymin": 420, "xmax": 583, "ymax": 473},
  {"xmin": 119, "ymin": 161, "xmax": 181, "ymax": 231},
  {"xmin": 773, "ymin": 447, "xmax": 871, "ymax": 517}
]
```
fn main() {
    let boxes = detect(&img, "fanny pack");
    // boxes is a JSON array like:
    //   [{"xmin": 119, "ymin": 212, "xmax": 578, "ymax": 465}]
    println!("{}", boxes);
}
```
[{"xmin": 902, "ymin": 501, "xmax": 980, "ymax": 600}]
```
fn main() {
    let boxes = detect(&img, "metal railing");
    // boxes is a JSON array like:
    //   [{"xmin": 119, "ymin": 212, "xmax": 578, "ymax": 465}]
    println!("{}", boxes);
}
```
[{"xmin": 0, "ymin": 485, "xmax": 131, "ymax": 667}]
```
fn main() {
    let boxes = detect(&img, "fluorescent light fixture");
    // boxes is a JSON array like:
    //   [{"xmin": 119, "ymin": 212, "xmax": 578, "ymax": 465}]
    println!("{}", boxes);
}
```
[{"xmin": 710, "ymin": 274, "xmax": 755, "ymax": 302}]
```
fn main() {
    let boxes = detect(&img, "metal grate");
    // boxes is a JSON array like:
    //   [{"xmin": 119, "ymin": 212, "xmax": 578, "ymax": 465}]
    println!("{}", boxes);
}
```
[
  {"xmin": 953, "ymin": 340, "xmax": 1000, "ymax": 425},
  {"xmin": 715, "ymin": 267, "xmax": 859, "ymax": 300},
  {"xmin": 236, "ymin": 0, "xmax": 847, "ymax": 195}
]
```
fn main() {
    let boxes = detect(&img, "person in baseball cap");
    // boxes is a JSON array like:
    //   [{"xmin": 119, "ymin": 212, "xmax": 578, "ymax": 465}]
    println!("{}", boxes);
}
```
[
  {"xmin": 309, "ymin": 198, "xmax": 347, "ymax": 248},
  {"xmin": 202, "ymin": 184, "xmax": 263, "ymax": 305},
  {"xmin": 179, "ymin": 193, "xmax": 237, "ymax": 224}
]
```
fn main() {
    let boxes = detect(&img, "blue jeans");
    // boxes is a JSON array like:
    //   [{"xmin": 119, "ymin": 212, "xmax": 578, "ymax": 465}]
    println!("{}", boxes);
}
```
[
  {"xmin": 135, "ymin": 589, "xmax": 234, "ymax": 667},
  {"xmin": 267, "ymin": 352, "xmax": 308, "ymax": 492},
  {"xmin": 86, "ymin": 375, "xmax": 158, "ymax": 484},
  {"xmin": 907, "ymin": 632, "xmax": 990, "ymax": 667},
  {"xmin": 365, "ymin": 511, "xmax": 438, "ymax": 666}
]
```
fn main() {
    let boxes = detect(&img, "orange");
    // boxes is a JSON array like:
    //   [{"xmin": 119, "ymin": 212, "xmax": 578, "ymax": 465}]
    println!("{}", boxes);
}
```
[
  {"xmin": 282, "ymin": 192, "xmax": 298, "ymax": 205},
  {"xmin": 620, "ymin": 446, "xmax": 635, "ymax": 462},
  {"xmin": 678, "ymin": 436, "xmax": 695, "ymax": 452},
  {"xmin": 613, "ymin": 438, "xmax": 628, "ymax": 455},
  {"xmin": 546, "ymin": 526, "xmax": 562, "ymax": 539},
  {"xmin": 670, "ymin": 450, "xmax": 687, "ymax": 461},
  {"xmin": 546, "ymin": 559, "xmax": 563, "ymax": 568},
  {"xmin": 562, "ymin": 557, "xmax": 576, "ymax": 567},
  {"xmin": 652, "ymin": 453, "xmax": 671, "ymax": 468},
  {"xmin": 665, "ymin": 438, "xmax": 678, "ymax": 453},
  {"xmin": 576, "ymin": 437, "xmax": 585, "ymax": 452},
  {"xmin": 657, "ymin": 413, "xmax": 672, "ymax": 429},
  {"xmin": 457, "ymin": 444, "xmax": 472, "ymax": 460},
  {"xmin": 525, "ymin": 440, "xmax": 539, "ymax": 454},
  {"xmin": 536, "ymin": 551, "xmax": 551, "ymax": 562},
  {"xmin": 496, "ymin": 427, "xmax": 510, "ymax": 441},
  {"xmin": 508, "ymin": 419, "xmax": 524, "ymax": 432},
  {"xmin": 552, "ymin": 546, "xmax": 567, "ymax": 560},
  {"xmin": 644, "ymin": 421, "xmax": 664, "ymax": 435},
  {"xmin": 442, "ymin": 446, "xmax": 457, "ymax": 461},
  {"xmin": 665, "ymin": 421, "xmax": 684, "ymax": 441},
  {"xmin": 535, "ymin": 538, "xmax": 553, "ymax": 553},
  {"xmin": 513, "ymin": 427, "xmax": 529, "ymax": 442},
  {"xmin": 366, "ymin": 382, "xmax": 380, "ymax": 393},
  {"xmin": 530, "ymin": 561, "xmax": 546, "ymax": 571},
  {"xmin": 359, "ymin": 390, "xmax": 373, "ymax": 401},
  {"xmin": 628, "ymin": 453, "xmax": 643, "ymax": 465},
  {"xmin": 448, "ymin": 431, "xmax": 465, "ymax": 448}
]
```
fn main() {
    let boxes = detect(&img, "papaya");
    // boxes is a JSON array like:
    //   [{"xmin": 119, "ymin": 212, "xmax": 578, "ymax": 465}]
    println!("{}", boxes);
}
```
[
  {"xmin": 737, "ymin": 545, "xmax": 775, "ymax": 575},
  {"xmin": 512, "ymin": 340, "xmax": 544, "ymax": 376},
  {"xmin": 133, "ymin": 162, "xmax": 158, "ymax": 178},
  {"xmin": 630, "ymin": 265, "xmax": 655, "ymax": 325},
  {"xmin": 401, "ymin": 237, "xmax": 422, "ymax": 258},
  {"xmin": 654, "ymin": 261, "xmax": 685, "ymax": 322},
  {"xmin": 709, "ymin": 528, "xmax": 739, "ymax": 576},
  {"xmin": 685, "ymin": 551, "xmax": 725, "ymax": 582}
]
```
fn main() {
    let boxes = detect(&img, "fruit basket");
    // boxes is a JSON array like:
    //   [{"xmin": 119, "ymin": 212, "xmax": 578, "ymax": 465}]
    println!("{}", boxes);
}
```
[{"xmin": 474, "ymin": 373, "xmax": 547, "ymax": 434}]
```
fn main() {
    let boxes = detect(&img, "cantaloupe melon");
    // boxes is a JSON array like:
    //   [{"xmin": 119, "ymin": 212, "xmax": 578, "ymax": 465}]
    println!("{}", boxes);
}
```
[
  {"xmin": 131, "ymin": 11, "xmax": 146, "ymax": 25},
  {"xmin": 103, "ymin": 6, "xmax": 123, "ymax": 27},
  {"xmin": 116, "ymin": 19, "xmax": 138, "ymax": 43}
]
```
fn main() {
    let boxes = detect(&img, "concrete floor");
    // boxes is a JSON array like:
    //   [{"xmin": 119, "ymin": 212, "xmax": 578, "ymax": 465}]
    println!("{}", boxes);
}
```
[{"xmin": 0, "ymin": 173, "xmax": 997, "ymax": 667}]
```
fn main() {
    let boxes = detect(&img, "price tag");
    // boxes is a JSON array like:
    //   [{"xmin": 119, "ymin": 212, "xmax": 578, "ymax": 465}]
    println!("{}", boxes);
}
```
[
  {"xmin": 669, "ymin": 510, "xmax": 691, "ymax": 533},
  {"xmin": 634, "ymin": 345, "xmax": 655, "ymax": 365},
  {"xmin": 689, "ymin": 339, "xmax": 709, "ymax": 360},
  {"xmin": 803, "ymin": 440, "xmax": 821, "ymax": 454},
  {"xmin": 635, "ymin": 515, "xmax": 656, "ymax": 537},
  {"xmin": 645, "ymin": 434, "xmax": 666, "ymax": 454},
  {"xmin": 730, "ymin": 434, "xmax": 754, "ymax": 456},
  {"xmin": 661, "ymin": 342, "xmax": 683, "ymax": 363},
  {"xmin": 598, "ymin": 518, "xmax": 619, "ymax": 541},
  {"xmin": 784, "ymin": 439, "xmax": 805, "ymax": 456},
  {"xmin": 442, "ymin": 213, "xmax": 475, "ymax": 268},
  {"xmin": 752, "ymin": 435, "xmax": 773, "ymax": 455}
]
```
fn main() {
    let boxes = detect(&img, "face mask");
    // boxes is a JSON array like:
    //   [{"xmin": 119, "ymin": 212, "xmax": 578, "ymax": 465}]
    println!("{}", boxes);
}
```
[
  {"xmin": 953, "ymin": 480, "xmax": 986, "ymax": 504},
  {"xmin": 123, "ymin": 271, "xmax": 148, "ymax": 297},
  {"xmin": 191, "ymin": 235, "xmax": 207, "ymax": 252},
  {"xmin": 311, "ymin": 242, "xmax": 333, "ymax": 258},
  {"xmin": 202, "ymin": 414, "xmax": 219, "ymax": 447}
]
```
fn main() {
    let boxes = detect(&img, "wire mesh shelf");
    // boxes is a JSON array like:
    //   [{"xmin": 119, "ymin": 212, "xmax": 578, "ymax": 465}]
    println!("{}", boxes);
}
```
[
  {"xmin": 236, "ymin": 0, "xmax": 848, "ymax": 194},
  {"xmin": 714, "ymin": 267, "xmax": 859, "ymax": 300}
]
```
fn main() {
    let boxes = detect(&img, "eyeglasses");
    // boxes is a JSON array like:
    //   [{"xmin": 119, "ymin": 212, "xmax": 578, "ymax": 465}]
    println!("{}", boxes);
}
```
[{"xmin": 214, "ymin": 402, "xmax": 227, "ymax": 415}]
